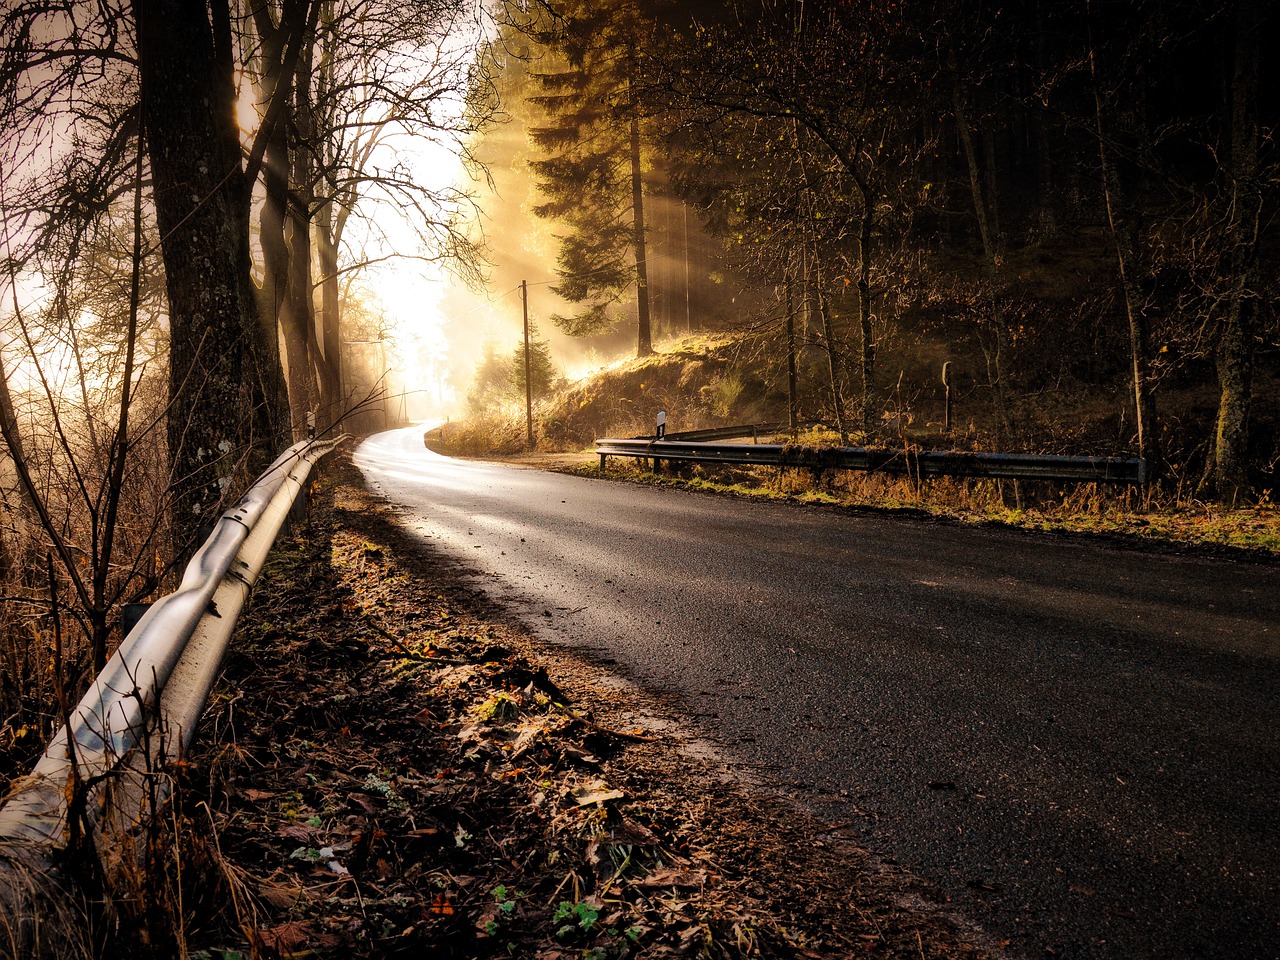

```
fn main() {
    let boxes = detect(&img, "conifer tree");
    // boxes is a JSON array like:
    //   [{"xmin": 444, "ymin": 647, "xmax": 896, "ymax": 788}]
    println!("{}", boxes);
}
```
[
  {"xmin": 467, "ymin": 342, "xmax": 512, "ymax": 413},
  {"xmin": 511, "ymin": 322, "xmax": 559, "ymax": 401},
  {"xmin": 524, "ymin": 0, "xmax": 655, "ymax": 357}
]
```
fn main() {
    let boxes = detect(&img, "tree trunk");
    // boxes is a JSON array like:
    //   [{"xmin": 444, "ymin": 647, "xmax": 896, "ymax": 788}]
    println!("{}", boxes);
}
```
[
  {"xmin": 1033, "ymin": 1, "xmax": 1057, "ymax": 240},
  {"xmin": 814, "ymin": 275, "xmax": 847, "ymax": 444},
  {"xmin": 215, "ymin": 0, "xmax": 288, "ymax": 463},
  {"xmin": 134, "ymin": 0, "xmax": 285, "ymax": 533},
  {"xmin": 259, "ymin": 122, "xmax": 296, "ymax": 431},
  {"xmin": 285, "ymin": 203, "xmax": 316, "ymax": 440},
  {"xmin": 629, "ymin": 108, "xmax": 653, "ymax": 357},
  {"xmin": 1211, "ymin": 0, "xmax": 1263, "ymax": 504},
  {"xmin": 949, "ymin": 58, "xmax": 997, "ymax": 268},
  {"xmin": 1095, "ymin": 158, "xmax": 1158, "ymax": 473},
  {"xmin": 315, "ymin": 200, "xmax": 344, "ymax": 427},
  {"xmin": 292, "ymin": 22, "xmax": 322, "ymax": 436},
  {"xmin": 311, "ymin": 6, "xmax": 342, "ymax": 427},
  {"xmin": 982, "ymin": 124, "xmax": 1002, "ymax": 252},
  {"xmin": 1086, "ymin": 1, "xmax": 1158, "ymax": 477},
  {"xmin": 253, "ymin": 0, "xmax": 314, "ymax": 442},
  {"xmin": 785, "ymin": 275, "xmax": 798, "ymax": 432}
]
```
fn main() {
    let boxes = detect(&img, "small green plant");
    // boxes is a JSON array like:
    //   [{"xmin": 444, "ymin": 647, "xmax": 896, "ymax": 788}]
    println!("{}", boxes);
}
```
[
  {"xmin": 552, "ymin": 899, "xmax": 601, "ymax": 939},
  {"xmin": 362, "ymin": 772, "xmax": 394, "ymax": 797},
  {"xmin": 474, "ymin": 690, "xmax": 522, "ymax": 721},
  {"xmin": 483, "ymin": 885, "xmax": 523, "ymax": 939},
  {"xmin": 492, "ymin": 884, "xmax": 521, "ymax": 915}
]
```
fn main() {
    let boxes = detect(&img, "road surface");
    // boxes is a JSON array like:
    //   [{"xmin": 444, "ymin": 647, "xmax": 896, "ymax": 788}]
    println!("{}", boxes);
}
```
[{"xmin": 354, "ymin": 427, "xmax": 1280, "ymax": 959}]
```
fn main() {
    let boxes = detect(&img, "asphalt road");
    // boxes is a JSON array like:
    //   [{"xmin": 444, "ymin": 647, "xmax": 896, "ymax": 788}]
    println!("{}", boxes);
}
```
[{"xmin": 354, "ymin": 427, "xmax": 1280, "ymax": 959}]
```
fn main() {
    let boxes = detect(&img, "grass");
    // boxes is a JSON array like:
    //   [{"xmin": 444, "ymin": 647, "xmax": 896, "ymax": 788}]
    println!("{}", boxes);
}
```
[{"xmin": 566, "ymin": 456, "xmax": 1280, "ymax": 558}]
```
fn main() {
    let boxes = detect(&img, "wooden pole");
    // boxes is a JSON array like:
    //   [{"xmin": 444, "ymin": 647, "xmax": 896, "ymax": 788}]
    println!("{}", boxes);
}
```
[
  {"xmin": 683, "ymin": 201, "xmax": 692, "ymax": 333},
  {"xmin": 522, "ymin": 280, "xmax": 533, "ymax": 449},
  {"xmin": 786, "ymin": 277, "xmax": 798, "ymax": 432}
]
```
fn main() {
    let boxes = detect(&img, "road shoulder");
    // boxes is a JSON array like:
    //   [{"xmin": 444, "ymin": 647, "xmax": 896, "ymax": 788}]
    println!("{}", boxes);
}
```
[{"xmin": 184, "ymin": 455, "xmax": 1000, "ymax": 958}]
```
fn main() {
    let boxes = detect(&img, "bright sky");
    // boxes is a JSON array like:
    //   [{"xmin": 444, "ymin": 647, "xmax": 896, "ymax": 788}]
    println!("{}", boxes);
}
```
[
  {"xmin": 335, "ymin": 11, "xmax": 492, "ymax": 422},
  {"xmin": 355, "ymin": 132, "xmax": 467, "ymax": 420}
]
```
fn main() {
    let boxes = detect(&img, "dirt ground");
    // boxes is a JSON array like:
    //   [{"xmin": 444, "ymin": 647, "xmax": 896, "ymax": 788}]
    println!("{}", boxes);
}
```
[{"xmin": 178, "ymin": 456, "xmax": 1001, "ymax": 959}]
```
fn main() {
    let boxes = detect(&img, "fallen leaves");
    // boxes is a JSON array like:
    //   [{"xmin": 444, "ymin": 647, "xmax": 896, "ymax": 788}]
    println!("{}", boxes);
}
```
[{"xmin": 179, "ymin": 462, "xmax": 994, "ymax": 960}]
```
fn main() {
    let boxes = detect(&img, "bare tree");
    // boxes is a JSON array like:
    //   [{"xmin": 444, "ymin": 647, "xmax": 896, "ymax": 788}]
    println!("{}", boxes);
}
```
[
  {"xmin": 246, "ymin": 0, "xmax": 322, "ymax": 440},
  {"xmin": 1206, "ymin": 0, "xmax": 1267, "ymax": 503},
  {"xmin": 1, "ymin": 126, "xmax": 165, "ymax": 674},
  {"xmin": 660, "ymin": 0, "xmax": 929, "ymax": 440},
  {"xmin": 0, "ymin": 2, "xmax": 174, "ymax": 686},
  {"xmin": 307, "ymin": 0, "xmax": 494, "ymax": 427}
]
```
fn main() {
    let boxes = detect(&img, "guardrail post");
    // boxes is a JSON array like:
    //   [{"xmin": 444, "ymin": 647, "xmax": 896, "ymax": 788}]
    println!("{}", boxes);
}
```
[
  {"xmin": 942, "ymin": 361, "xmax": 953, "ymax": 435},
  {"xmin": 289, "ymin": 475, "xmax": 311, "ymax": 529}
]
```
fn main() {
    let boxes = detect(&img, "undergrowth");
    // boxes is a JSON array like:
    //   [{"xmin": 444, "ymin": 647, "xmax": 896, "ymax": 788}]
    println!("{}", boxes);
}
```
[{"xmin": 573, "ymin": 457, "xmax": 1280, "ymax": 557}]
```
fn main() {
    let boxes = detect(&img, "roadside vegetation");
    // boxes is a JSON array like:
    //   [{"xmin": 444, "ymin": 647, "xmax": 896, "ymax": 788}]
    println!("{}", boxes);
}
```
[{"xmin": 433, "ymin": 332, "xmax": 1280, "ymax": 558}]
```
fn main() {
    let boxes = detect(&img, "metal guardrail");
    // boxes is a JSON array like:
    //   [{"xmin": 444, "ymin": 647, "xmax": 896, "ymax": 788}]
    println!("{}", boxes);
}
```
[
  {"xmin": 0, "ymin": 435, "xmax": 341, "ymax": 953},
  {"xmin": 596, "ymin": 436, "xmax": 1146, "ymax": 485},
  {"xmin": 660, "ymin": 422, "xmax": 791, "ymax": 443}
]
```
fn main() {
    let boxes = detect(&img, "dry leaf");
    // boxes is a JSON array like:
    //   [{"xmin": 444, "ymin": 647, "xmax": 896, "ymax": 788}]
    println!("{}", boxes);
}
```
[
  {"xmin": 572, "ymin": 783, "xmax": 625, "ymax": 806},
  {"xmin": 276, "ymin": 823, "xmax": 318, "ymax": 844},
  {"xmin": 636, "ymin": 867, "xmax": 708, "ymax": 890},
  {"xmin": 254, "ymin": 920, "xmax": 311, "ymax": 953},
  {"xmin": 257, "ymin": 879, "xmax": 306, "ymax": 909}
]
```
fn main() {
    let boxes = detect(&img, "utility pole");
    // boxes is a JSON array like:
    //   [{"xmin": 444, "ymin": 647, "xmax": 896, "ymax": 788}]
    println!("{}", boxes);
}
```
[
  {"xmin": 683, "ymin": 201, "xmax": 692, "ymax": 334},
  {"xmin": 522, "ymin": 279, "xmax": 533, "ymax": 449},
  {"xmin": 786, "ymin": 276, "xmax": 798, "ymax": 432}
]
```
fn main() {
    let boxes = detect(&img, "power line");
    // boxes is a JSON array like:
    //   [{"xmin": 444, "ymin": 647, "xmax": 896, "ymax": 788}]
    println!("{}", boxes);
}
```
[
  {"xmin": 435, "ymin": 253, "xmax": 650, "ymax": 330},
  {"xmin": 437, "ymin": 284, "xmax": 521, "ymax": 326},
  {"xmin": 524, "ymin": 253, "xmax": 655, "ymax": 289}
]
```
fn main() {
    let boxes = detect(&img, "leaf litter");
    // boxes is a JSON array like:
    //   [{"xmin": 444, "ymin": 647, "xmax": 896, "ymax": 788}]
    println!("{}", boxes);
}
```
[{"xmin": 180, "ymin": 456, "xmax": 997, "ymax": 959}]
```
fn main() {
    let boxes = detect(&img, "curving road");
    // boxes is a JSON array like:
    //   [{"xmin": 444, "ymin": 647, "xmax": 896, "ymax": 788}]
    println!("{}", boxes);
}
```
[{"xmin": 354, "ymin": 427, "xmax": 1280, "ymax": 959}]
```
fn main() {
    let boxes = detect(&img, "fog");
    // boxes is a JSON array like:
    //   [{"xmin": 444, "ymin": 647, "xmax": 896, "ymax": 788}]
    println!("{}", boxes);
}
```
[{"xmin": 375, "ymin": 91, "xmax": 733, "ymax": 422}]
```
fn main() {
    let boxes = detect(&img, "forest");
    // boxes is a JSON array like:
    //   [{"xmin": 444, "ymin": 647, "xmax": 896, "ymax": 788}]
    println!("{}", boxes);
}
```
[
  {"xmin": 471, "ymin": 0, "xmax": 1276, "ymax": 506},
  {"xmin": 0, "ymin": 0, "xmax": 1276, "ymax": 817}
]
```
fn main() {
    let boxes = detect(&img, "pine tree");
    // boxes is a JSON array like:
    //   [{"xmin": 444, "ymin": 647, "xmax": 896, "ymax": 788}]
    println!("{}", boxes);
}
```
[
  {"xmin": 467, "ymin": 342, "xmax": 513, "ymax": 413},
  {"xmin": 525, "ymin": 0, "xmax": 654, "ymax": 357},
  {"xmin": 511, "ymin": 322, "xmax": 559, "ymax": 402}
]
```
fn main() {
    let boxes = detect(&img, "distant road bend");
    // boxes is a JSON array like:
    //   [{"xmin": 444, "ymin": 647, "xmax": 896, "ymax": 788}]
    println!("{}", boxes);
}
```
[{"xmin": 354, "ymin": 426, "xmax": 1280, "ymax": 960}]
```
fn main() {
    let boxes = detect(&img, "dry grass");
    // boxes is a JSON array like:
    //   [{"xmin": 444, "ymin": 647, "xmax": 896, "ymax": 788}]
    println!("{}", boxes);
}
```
[{"xmin": 580, "ymin": 455, "xmax": 1280, "ymax": 557}]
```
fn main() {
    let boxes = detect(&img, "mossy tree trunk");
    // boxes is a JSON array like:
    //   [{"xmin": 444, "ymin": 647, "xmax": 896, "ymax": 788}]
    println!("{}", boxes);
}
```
[
  {"xmin": 1209, "ymin": 0, "xmax": 1263, "ymax": 505},
  {"xmin": 135, "ymin": 0, "xmax": 286, "ymax": 532}
]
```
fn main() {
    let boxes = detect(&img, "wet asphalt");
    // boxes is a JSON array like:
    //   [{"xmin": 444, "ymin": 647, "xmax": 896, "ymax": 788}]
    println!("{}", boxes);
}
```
[{"xmin": 354, "ymin": 427, "xmax": 1280, "ymax": 959}]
